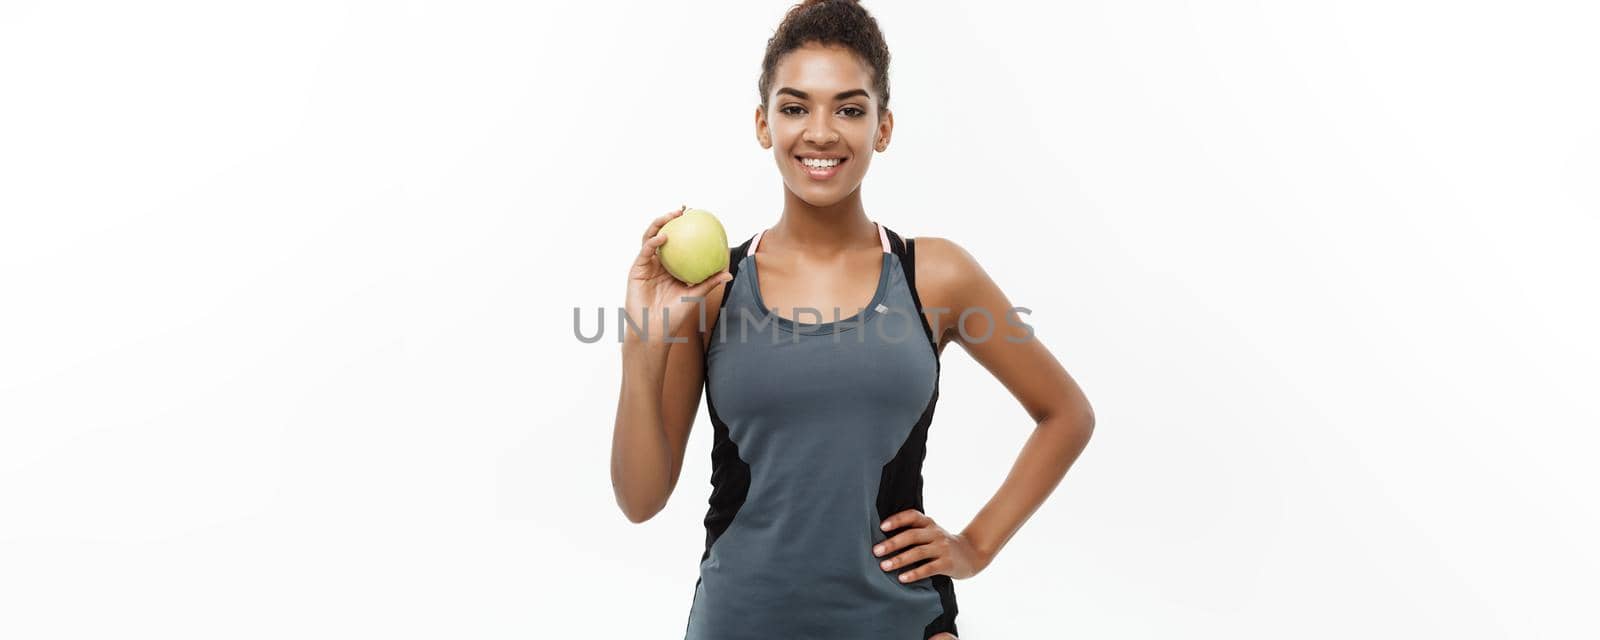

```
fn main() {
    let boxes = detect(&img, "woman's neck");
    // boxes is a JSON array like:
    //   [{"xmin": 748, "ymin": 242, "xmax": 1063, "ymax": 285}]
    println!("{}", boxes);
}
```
[{"xmin": 769, "ymin": 189, "xmax": 876, "ymax": 257}]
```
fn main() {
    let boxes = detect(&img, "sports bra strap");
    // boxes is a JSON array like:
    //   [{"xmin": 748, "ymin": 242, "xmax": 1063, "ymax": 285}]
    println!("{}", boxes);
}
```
[
  {"xmin": 720, "ymin": 235, "xmax": 756, "ymax": 311},
  {"xmin": 748, "ymin": 222, "xmax": 891, "ymax": 255},
  {"xmin": 881, "ymin": 226, "xmax": 938, "ymax": 351}
]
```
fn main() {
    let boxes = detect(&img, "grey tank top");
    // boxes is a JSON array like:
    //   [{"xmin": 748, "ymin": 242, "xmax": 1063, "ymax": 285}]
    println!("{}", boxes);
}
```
[{"xmin": 685, "ymin": 222, "xmax": 959, "ymax": 639}]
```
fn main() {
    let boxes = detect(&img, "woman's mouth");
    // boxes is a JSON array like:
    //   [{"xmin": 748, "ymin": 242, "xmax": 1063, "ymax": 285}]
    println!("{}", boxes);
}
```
[{"xmin": 795, "ymin": 155, "xmax": 847, "ymax": 180}]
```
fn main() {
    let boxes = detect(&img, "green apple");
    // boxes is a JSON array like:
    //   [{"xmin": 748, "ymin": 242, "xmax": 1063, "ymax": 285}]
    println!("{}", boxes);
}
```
[{"xmin": 656, "ymin": 207, "xmax": 730, "ymax": 285}]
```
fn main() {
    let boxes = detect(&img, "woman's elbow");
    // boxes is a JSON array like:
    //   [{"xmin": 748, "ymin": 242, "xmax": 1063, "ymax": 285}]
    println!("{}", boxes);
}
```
[{"xmin": 616, "ymin": 489, "xmax": 666, "ymax": 524}]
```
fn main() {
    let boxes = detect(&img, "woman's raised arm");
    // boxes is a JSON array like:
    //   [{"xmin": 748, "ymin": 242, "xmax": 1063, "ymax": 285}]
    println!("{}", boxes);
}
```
[{"xmin": 610, "ymin": 207, "xmax": 731, "ymax": 523}]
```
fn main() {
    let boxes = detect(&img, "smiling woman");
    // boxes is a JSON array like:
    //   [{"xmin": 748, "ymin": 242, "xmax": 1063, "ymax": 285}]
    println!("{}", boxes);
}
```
[
  {"xmin": 754, "ymin": 0, "xmax": 892, "ymax": 209},
  {"xmin": 611, "ymin": 1, "xmax": 1096, "ymax": 639},
  {"xmin": 775, "ymin": 85, "xmax": 873, "ymax": 179}
]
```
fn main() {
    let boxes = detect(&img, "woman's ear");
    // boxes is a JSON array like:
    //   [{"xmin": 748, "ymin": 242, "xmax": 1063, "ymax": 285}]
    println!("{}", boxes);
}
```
[
  {"xmin": 754, "ymin": 104, "xmax": 771, "ymax": 148},
  {"xmin": 876, "ymin": 108, "xmax": 893, "ymax": 151}
]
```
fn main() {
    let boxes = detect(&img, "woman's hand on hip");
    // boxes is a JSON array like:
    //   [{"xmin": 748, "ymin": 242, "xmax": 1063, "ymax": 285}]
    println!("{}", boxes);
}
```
[{"xmin": 874, "ymin": 509, "xmax": 992, "ymax": 583}]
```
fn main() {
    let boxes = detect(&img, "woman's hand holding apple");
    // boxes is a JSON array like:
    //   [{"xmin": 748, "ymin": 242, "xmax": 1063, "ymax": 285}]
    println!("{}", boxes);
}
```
[{"xmin": 624, "ymin": 206, "xmax": 732, "ymax": 345}]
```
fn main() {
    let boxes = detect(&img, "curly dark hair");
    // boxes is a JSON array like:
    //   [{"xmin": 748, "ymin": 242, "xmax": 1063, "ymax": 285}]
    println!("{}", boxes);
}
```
[{"xmin": 757, "ymin": 0, "xmax": 892, "ymax": 120}]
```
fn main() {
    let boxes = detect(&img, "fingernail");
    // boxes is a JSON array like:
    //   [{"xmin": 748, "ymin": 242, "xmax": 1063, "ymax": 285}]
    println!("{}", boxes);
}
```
[
  {"xmin": 873, "ymin": 545, "xmax": 884, "ymax": 555},
  {"xmin": 899, "ymin": 574, "xmax": 911, "ymax": 582},
  {"xmin": 881, "ymin": 521, "xmax": 891, "ymax": 530},
  {"xmin": 881, "ymin": 560, "xmax": 891, "ymax": 569}
]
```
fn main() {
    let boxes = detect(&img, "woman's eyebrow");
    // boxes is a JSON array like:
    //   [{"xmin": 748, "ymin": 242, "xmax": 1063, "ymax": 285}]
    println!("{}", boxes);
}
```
[{"xmin": 776, "ymin": 87, "xmax": 870, "ymax": 101}]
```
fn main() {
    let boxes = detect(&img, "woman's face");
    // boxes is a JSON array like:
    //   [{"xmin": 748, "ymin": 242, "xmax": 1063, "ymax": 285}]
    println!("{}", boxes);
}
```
[{"xmin": 756, "ymin": 43, "xmax": 893, "ymax": 207}]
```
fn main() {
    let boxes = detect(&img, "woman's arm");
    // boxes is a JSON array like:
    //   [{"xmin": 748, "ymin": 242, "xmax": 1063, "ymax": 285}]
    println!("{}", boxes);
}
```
[
  {"xmin": 610, "ymin": 207, "xmax": 730, "ymax": 523},
  {"xmin": 907, "ymin": 237, "xmax": 1096, "ymax": 571},
  {"xmin": 611, "ymin": 321, "xmax": 708, "ymax": 523}
]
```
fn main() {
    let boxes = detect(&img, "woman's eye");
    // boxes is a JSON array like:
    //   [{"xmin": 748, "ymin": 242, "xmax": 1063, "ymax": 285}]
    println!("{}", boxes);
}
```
[{"xmin": 781, "ymin": 106, "xmax": 866, "ymax": 117}]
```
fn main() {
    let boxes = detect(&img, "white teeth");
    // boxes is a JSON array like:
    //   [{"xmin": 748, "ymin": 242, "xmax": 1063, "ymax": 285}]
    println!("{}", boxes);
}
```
[{"xmin": 800, "ymin": 157, "xmax": 842, "ymax": 169}]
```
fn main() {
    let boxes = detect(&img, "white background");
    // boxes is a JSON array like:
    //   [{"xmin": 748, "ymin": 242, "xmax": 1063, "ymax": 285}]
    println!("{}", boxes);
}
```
[{"xmin": 2, "ymin": 0, "xmax": 1597, "ymax": 637}]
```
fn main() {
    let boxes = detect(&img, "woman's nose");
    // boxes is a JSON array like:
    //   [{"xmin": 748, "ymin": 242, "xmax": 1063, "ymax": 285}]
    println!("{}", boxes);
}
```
[
  {"xmin": 803, "ymin": 120, "xmax": 839, "ymax": 145},
  {"xmin": 803, "ymin": 130, "xmax": 839, "ymax": 146}
]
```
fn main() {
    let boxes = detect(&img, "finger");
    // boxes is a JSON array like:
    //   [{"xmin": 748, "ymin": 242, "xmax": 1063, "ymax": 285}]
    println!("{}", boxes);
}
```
[
  {"xmin": 873, "ymin": 526, "xmax": 935, "ymax": 557},
  {"xmin": 927, "ymin": 634, "xmax": 958, "ymax": 640},
  {"xmin": 897, "ymin": 557, "xmax": 950, "ymax": 584},
  {"xmin": 634, "ymin": 231, "xmax": 671, "ymax": 267},
  {"xmin": 878, "ymin": 540, "xmax": 934, "ymax": 572},
  {"xmin": 641, "ymin": 207, "xmax": 687, "ymax": 244},
  {"xmin": 879, "ymin": 508, "xmax": 929, "ymax": 533},
  {"xmin": 687, "ymin": 269, "xmax": 734, "ymax": 296}
]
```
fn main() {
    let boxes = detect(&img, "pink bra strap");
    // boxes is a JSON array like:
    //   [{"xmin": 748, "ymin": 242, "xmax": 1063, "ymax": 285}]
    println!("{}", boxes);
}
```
[{"xmin": 749, "ymin": 222, "xmax": 887, "ymax": 255}]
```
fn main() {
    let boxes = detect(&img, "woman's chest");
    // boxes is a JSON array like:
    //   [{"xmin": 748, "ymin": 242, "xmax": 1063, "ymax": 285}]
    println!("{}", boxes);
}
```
[{"xmin": 705, "ymin": 328, "xmax": 937, "ymax": 457}]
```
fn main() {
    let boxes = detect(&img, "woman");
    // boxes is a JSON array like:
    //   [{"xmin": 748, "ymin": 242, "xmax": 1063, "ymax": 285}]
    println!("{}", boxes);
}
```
[{"xmin": 611, "ymin": 1, "xmax": 1095, "ymax": 637}]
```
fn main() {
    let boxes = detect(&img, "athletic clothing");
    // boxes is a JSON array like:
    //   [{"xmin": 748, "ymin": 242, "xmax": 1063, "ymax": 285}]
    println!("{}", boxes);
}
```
[{"xmin": 684, "ymin": 222, "xmax": 959, "ymax": 639}]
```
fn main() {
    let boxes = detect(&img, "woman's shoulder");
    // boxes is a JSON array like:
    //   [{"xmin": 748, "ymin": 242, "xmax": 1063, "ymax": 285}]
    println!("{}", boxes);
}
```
[
  {"xmin": 906, "ymin": 234, "xmax": 1022, "ymax": 351},
  {"xmin": 907, "ymin": 235, "xmax": 985, "ymax": 300}
]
